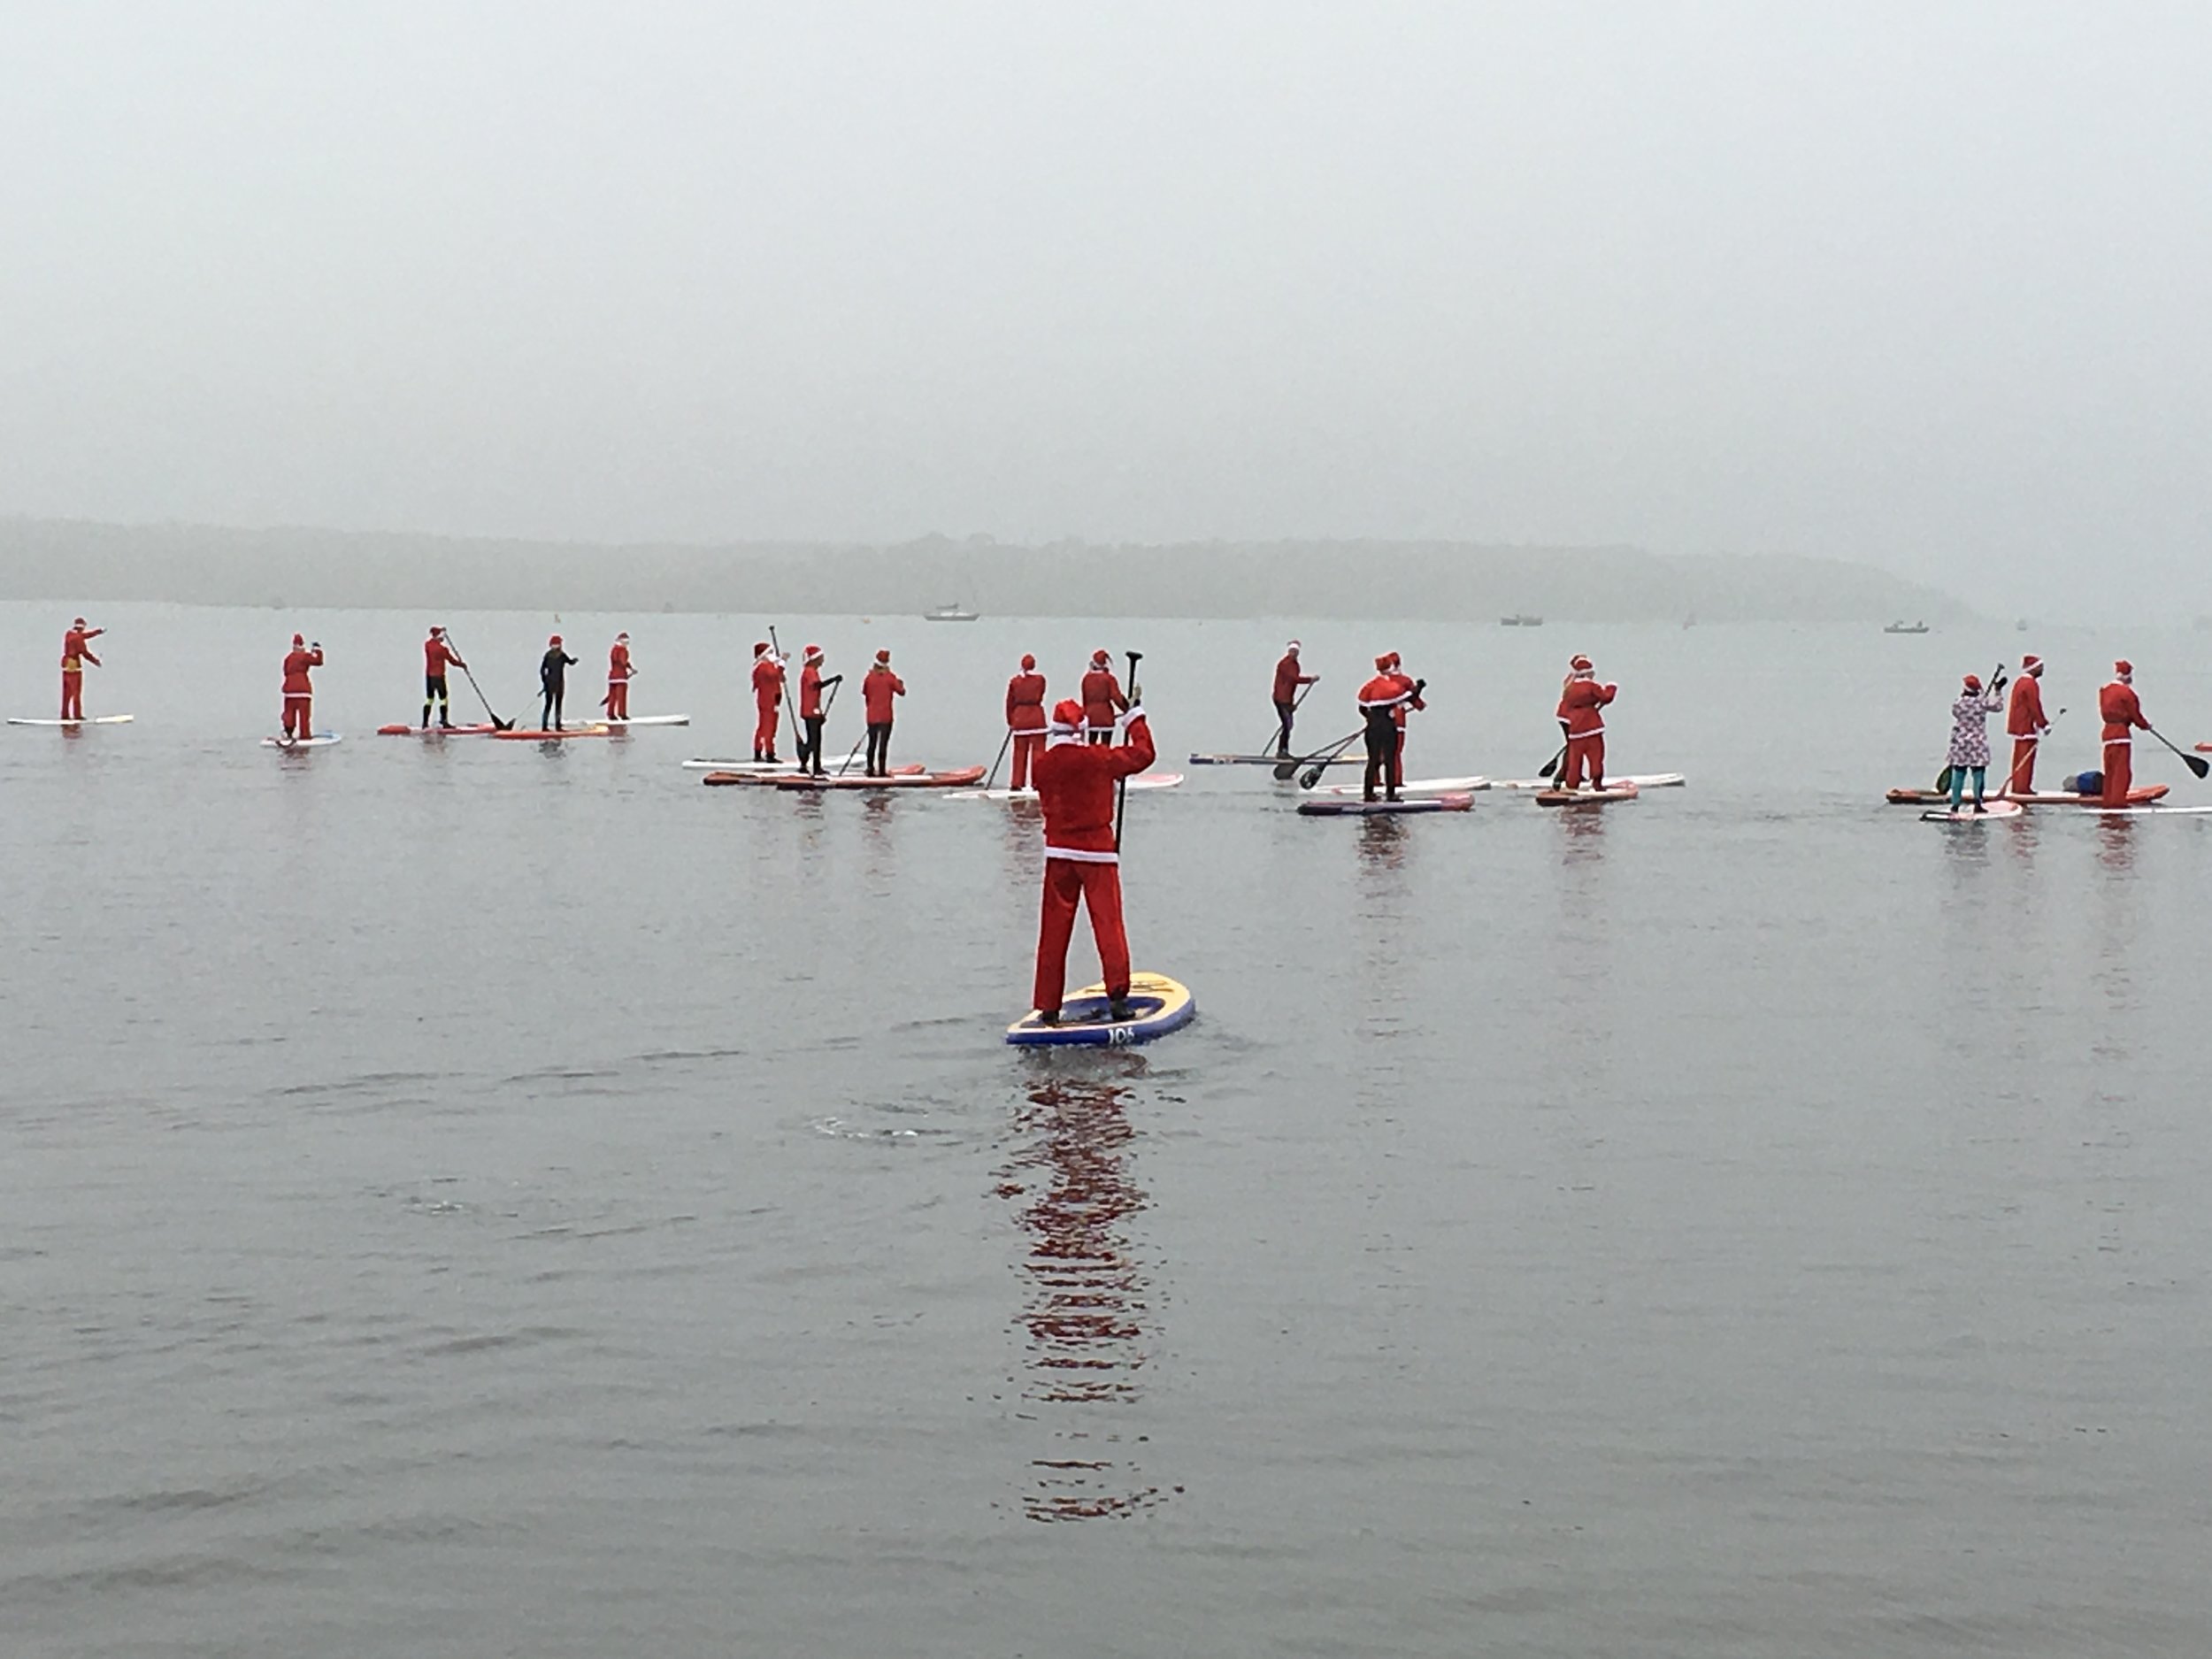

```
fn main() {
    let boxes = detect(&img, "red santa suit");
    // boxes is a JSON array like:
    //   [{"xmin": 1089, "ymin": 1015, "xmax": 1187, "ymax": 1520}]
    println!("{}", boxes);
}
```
[
  {"xmin": 1555, "ymin": 658, "xmax": 1617, "ymax": 789},
  {"xmin": 2099, "ymin": 663, "xmax": 2148, "ymax": 806},
  {"xmin": 281, "ymin": 635, "xmax": 323, "ymax": 739},
  {"xmin": 1081, "ymin": 651, "xmax": 1127, "ymax": 744},
  {"xmin": 60, "ymin": 620, "xmax": 103, "ymax": 720},
  {"xmin": 2004, "ymin": 657, "xmax": 2047, "ymax": 795},
  {"xmin": 1006, "ymin": 654, "xmax": 1048, "ymax": 790},
  {"xmin": 606, "ymin": 635, "xmax": 633, "ymax": 720},
  {"xmin": 749, "ymin": 644, "xmax": 785, "ymax": 759},
  {"xmin": 1031, "ymin": 700, "xmax": 1156, "ymax": 1015}
]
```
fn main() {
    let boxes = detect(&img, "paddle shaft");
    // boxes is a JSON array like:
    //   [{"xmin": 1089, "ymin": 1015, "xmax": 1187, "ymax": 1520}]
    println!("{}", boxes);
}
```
[
  {"xmin": 2145, "ymin": 724, "xmax": 2212, "ymax": 779},
  {"xmin": 1276, "ymin": 727, "xmax": 1361, "ymax": 780},
  {"xmin": 1998, "ymin": 705, "xmax": 2063, "ymax": 795},
  {"xmin": 1262, "ymin": 675, "xmax": 1317, "ymax": 753},
  {"xmin": 1115, "ymin": 650, "xmax": 1142, "ymax": 850},
  {"xmin": 768, "ymin": 626, "xmax": 802, "ymax": 759},
  {"xmin": 986, "ymin": 727, "xmax": 1014, "ymax": 791},
  {"xmin": 1300, "ymin": 729, "xmax": 1363, "ymax": 788},
  {"xmin": 443, "ymin": 635, "xmax": 511, "ymax": 729}
]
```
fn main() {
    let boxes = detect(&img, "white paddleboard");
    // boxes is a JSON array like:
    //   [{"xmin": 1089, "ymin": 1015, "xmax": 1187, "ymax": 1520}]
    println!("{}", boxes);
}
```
[
  {"xmin": 598, "ymin": 713, "xmax": 689, "ymax": 726},
  {"xmin": 1492, "ymin": 771, "xmax": 1686, "ymax": 791},
  {"xmin": 1920, "ymin": 800, "xmax": 2024, "ymax": 822},
  {"xmin": 682, "ymin": 757, "xmax": 805, "ymax": 771},
  {"xmin": 262, "ymin": 732, "xmax": 343, "ymax": 749},
  {"xmin": 1316, "ymin": 774, "xmax": 1487, "ymax": 798},
  {"xmin": 949, "ymin": 771, "xmax": 1187, "ymax": 802},
  {"xmin": 8, "ymin": 714, "xmax": 135, "ymax": 726}
]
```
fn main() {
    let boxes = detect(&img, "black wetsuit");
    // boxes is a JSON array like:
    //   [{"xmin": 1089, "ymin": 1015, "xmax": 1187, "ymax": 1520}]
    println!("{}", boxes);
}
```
[
  {"xmin": 540, "ymin": 648, "xmax": 577, "ymax": 729},
  {"xmin": 1363, "ymin": 708, "xmax": 1399, "ymax": 802}
]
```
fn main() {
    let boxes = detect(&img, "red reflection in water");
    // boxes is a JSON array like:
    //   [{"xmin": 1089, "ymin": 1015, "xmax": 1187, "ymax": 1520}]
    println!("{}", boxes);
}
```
[{"xmin": 997, "ymin": 1065, "xmax": 1165, "ymax": 1522}]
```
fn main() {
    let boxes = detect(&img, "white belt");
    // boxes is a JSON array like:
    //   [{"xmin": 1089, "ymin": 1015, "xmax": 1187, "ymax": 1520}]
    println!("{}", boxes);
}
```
[
  {"xmin": 1566, "ymin": 724, "xmax": 1605, "ymax": 738},
  {"xmin": 1009, "ymin": 725, "xmax": 1043, "ymax": 733},
  {"xmin": 2011, "ymin": 733, "xmax": 2039, "ymax": 743},
  {"xmin": 2104, "ymin": 735, "xmax": 2132, "ymax": 746},
  {"xmin": 284, "ymin": 690, "xmax": 313, "ymax": 699},
  {"xmin": 1046, "ymin": 845, "xmax": 1118, "ymax": 864}
]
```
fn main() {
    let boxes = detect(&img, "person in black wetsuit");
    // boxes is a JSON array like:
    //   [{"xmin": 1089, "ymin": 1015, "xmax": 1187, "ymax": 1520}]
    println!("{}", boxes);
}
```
[{"xmin": 540, "ymin": 634, "xmax": 578, "ymax": 729}]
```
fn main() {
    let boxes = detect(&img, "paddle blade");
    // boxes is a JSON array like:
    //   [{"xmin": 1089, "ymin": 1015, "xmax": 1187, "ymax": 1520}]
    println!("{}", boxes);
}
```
[
  {"xmin": 1272, "ymin": 760, "xmax": 1300, "ymax": 780},
  {"xmin": 2190, "ymin": 753, "xmax": 2211, "ymax": 780},
  {"xmin": 1936, "ymin": 766, "xmax": 1954, "ymax": 794},
  {"xmin": 1300, "ymin": 764, "xmax": 1325, "ymax": 788}
]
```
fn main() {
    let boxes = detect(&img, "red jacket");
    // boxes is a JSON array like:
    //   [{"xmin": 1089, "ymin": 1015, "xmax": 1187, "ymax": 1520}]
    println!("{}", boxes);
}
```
[
  {"xmin": 2006, "ymin": 674, "xmax": 2046, "ymax": 736},
  {"xmin": 62, "ymin": 626, "xmax": 103, "ymax": 669},
  {"xmin": 2099, "ymin": 680, "xmax": 2147, "ymax": 741},
  {"xmin": 1007, "ymin": 672, "xmax": 1047, "ymax": 731},
  {"xmin": 1555, "ymin": 677, "xmax": 1616, "ymax": 736},
  {"xmin": 608, "ymin": 641, "xmax": 632, "ymax": 681},
  {"xmin": 1033, "ymin": 717, "xmax": 1156, "ymax": 857},
  {"xmin": 751, "ymin": 657, "xmax": 785, "ymax": 710},
  {"xmin": 863, "ymin": 665, "xmax": 905, "ymax": 723},
  {"xmin": 1272, "ymin": 654, "xmax": 1316, "ymax": 703},
  {"xmin": 282, "ymin": 646, "xmax": 323, "ymax": 694},
  {"xmin": 426, "ymin": 636, "xmax": 464, "ymax": 675},
  {"xmin": 799, "ymin": 664, "xmax": 825, "ymax": 718},
  {"xmin": 1081, "ymin": 669, "xmax": 1126, "ymax": 728}
]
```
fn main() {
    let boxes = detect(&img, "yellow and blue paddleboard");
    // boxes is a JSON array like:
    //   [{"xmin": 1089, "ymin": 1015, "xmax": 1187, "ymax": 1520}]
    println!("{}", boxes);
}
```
[{"xmin": 1006, "ymin": 972, "xmax": 1195, "ymax": 1048}]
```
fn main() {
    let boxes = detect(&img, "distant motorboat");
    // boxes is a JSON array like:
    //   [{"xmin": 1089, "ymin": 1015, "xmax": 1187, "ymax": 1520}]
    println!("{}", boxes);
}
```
[
  {"xmin": 1884, "ymin": 620, "xmax": 1931, "ymax": 634},
  {"xmin": 1498, "ymin": 614, "xmax": 1544, "ymax": 627},
  {"xmin": 2016, "ymin": 618, "xmax": 2030, "ymax": 632},
  {"xmin": 923, "ymin": 603, "xmax": 979, "ymax": 622}
]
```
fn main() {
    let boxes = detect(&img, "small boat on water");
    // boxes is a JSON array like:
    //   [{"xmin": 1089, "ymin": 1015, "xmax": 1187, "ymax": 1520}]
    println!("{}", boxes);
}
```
[
  {"xmin": 923, "ymin": 603, "xmax": 979, "ymax": 622},
  {"xmin": 1884, "ymin": 620, "xmax": 1931, "ymax": 634},
  {"xmin": 1499, "ymin": 614, "xmax": 1544, "ymax": 627}
]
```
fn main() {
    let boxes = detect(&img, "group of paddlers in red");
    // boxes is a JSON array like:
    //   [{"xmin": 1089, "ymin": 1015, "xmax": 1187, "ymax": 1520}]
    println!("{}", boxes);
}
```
[{"xmin": 1941, "ymin": 654, "xmax": 2170, "ymax": 810}]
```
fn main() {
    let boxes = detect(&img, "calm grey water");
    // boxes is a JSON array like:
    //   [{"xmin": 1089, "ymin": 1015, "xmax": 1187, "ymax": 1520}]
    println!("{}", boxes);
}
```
[{"xmin": 5, "ymin": 603, "xmax": 2212, "ymax": 1657}]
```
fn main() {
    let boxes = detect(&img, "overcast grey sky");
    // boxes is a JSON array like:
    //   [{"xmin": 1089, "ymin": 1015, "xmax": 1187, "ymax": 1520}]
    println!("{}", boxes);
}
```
[{"xmin": 3, "ymin": 3, "xmax": 2207, "ymax": 615}]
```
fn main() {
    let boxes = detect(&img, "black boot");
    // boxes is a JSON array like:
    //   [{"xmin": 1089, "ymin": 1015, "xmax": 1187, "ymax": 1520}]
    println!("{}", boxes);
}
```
[{"xmin": 1108, "ymin": 997, "xmax": 1134, "ymax": 1022}]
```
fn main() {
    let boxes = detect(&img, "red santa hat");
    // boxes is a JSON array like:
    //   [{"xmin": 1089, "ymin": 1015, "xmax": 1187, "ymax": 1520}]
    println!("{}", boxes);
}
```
[
  {"xmin": 2021, "ymin": 654, "xmax": 2040, "ymax": 672},
  {"xmin": 875, "ymin": 649, "xmax": 891, "ymax": 664},
  {"xmin": 2115, "ymin": 659, "xmax": 2132, "ymax": 679},
  {"xmin": 549, "ymin": 634, "xmax": 562, "ymax": 646},
  {"xmin": 753, "ymin": 641, "xmax": 770, "ymax": 657},
  {"xmin": 1091, "ymin": 649, "xmax": 1110, "ymax": 667},
  {"xmin": 1386, "ymin": 651, "xmax": 1402, "ymax": 668},
  {"xmin": 1019, "ymin": 652, "xmax": 1036, "ymax": 671},
  {"xmin": 1962, "ymin": 672, "xmax": 1982, "ymax": 691},
  {"xmin": 73, "ymin": 617, "xmax": 86, "ymax": 627},
  {"xmin": 1374, "ymin": 653, "xmax": 1393, "ymax": 670},
  {"xmin": 429, "ymin": 625, "xmax": 444, "ymax": 637},
  {"xmin": 1286, "ymin": 640, "xmax": 1301, "ymax": 652},
  {"xmin": 1048, "ymin": 698, "xmax": 1085, "ymax": 733},
  {"xmin": 1571, "ymin": 654, "xmax": 1593, "ymax": 672},
  {"xmin": 293, "ymin": 633, "xmax": 305, "ymax": 646},
  {"xmin": 803, "ymin": 643, "xmax": 822, "ymax": 661},
  {"xmin": 615, "ymin": 630, "xmax": 629, "ymax": 641}
]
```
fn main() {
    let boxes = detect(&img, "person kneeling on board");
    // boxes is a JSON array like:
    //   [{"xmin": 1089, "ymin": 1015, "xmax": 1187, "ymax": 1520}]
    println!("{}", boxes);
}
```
[
  {"xmin": 1356, "ymin": 655, "xmax": 1423, "ymax": 803},
  {"xmin": 604, "ymin": 632, "xmax": 634, "ymax": 721},
  {"xmin": 1946, "ymin": 669, "xmax": 2006, "ymax": 813},
  {"xmin": 2003, "ymin": 653, "xmax": 2047, "ymax": 795},
  {"xmin": 1082, "ymin": 649, "xmax": 1128, "ymax": 745},
  {"xmin": 796, "ymin": 645, "xmax": 839, "ymax": 776},
  {"xmin": 749, "ymin": 641, "xmax": 785, "ymax": 762},
  {"xmin": 1007, "ymin": 653, "xmax": 1048, "ymax": 789},
  {"xmin": 60, "ymin": 617, "xmax": 104, "ymax": 720},
  {"xmin": 1556, "ymin": 655, "xmax": 1617, "ymax": 792},
  {"xmin": 539, "ymin": 635, "xmax": 578, "ymax": 730},
  {"xmin": 281, "ymin": 634, "xmax": 324, "ymax": 741},
  {"xmin": 1272, "ymin": 641, "xmax": 1318, "ymax": 757},
  {"xmin": 862, "ymin": 649, "xmax": 905, "ymax": 776},
  {"xmin": 1031, "ymin": 697, "xmax": 1156, "ymax": 1024},
  {"xmin": 2099, "ymin": 660, "xmax": 2150, "ymax": 808},
  {"xmin": 422, "ymin": 626, "xmax": 465, "ymax": 728}
]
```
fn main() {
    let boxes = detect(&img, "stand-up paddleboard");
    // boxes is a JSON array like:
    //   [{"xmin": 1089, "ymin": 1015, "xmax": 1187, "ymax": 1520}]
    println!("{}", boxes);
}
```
[
  {"xmin": 262, "ymin": 732, "xmax": 343, "ymax": 749},
  {"xmin": 702, "ymin": 762, "xmax": 927, "ymax": 787},
  {"xmin": 9, "ymin": 714, "xmax": 135, "ymax": 726},
  {"xmin": 948, "ymin": 772, "xmax": 1186, "ymax": 802},
  {"xmin": 1534, "ymin": 782, "xmax": 1640, "ymax": 806},
  {"xmin": 1921, "ymin": 800, "xmax": 2025, "ymax": 822},
  {"xmin": 2087, "ymin": 803, "xmax": 2212, "ymax": 816},
  {"xmin": 1298, "ymin": 793, "xmax": 1474, "ymax": 817},
  {"xmin": 1189, "ymin": 752, "xmax": 1358, "ymax": 767},
  {"xmin": 595, "ymin": 713, "xmax": 689, "ymax": 727},
  {"xmin": 1494, "ymin": 772, "xmax": 1684, "ymax": 791},
  {"xmin": 1886, "ymin": 785, "xmax": 2167, "ymax": 807},
  {"xmin": 777, "ymin": 766, "xmax": 987, "ymax": 791},
  {"xmin": 685, "ymin": 757, "xmax": 919, "ymax": 773},
  {"xmin": 1006, "ymin": 972, "xmax": 1195, "ymax": 1047},
  {"xmin": 493, "ymin": 725, "xmax": 612, "ymax": 741},
  {"xmin": 377, "ymin": 722, "xmax": 501, "ymax": 736},
  {"xmin": 1315, "ymin": 774, "xmax": 1486, "ymax": 798}
]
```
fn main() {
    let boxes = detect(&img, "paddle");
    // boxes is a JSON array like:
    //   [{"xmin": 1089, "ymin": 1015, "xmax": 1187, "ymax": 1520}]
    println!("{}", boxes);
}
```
[
  {"xmin": 1299, "ymin": 730, "xmax": 1363, "ymax": 789},
  {"xmin": 1115, "ymin": 651, "xmax": 1143, "ymax": 849},
  {"xmin": 1264, "ymin": 676, "xmax": 1317, "ymax": 756},
  {"xmin": 2147, "ymin": 726, "xmax": 2211, "ymax": 780},
  {"xmin": 443, "ymin": 634, "xmax": 513, "ymax": 730},
  {"xmin": 985, "ymin": 729, "xmax": 1014, "ymax": 790},
  {"xmin": 1275, "ymin": 729, "xmax": 1359, "ymax": 780},
  {"xmin": 1997, "ymin": 707, "xmax": 2065, "ymax": 796},
  {"xmin": 769, "ymin": 626, "xmax": 800, "ymax": 761}
]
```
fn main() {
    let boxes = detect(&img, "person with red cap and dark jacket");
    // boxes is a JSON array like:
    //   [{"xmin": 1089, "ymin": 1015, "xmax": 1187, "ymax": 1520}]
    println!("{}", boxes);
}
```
[
  {"xmin": 2099, "ymin": 660, "xmax": 2150, "ymax": 806},
  {"xmin": 59, "ymin": 617, "xmax": 104, "ymax": 720},
  {"xmin": 281, "ymin": 633, "xmax": 324, "ymax": 741},
  {"xmin": 862, "ymin": 649, "xmax": 905, "ymax": 776},
  {"xmin": 1555, "ymin": 655, "xmax": 1617, "ymax": 792},
  {"xmin": 1030, "ymin": 696, "xmax": 1156, "ymax": 1023},
  {"xmin": 1356, "ymin": 654, "xmax": 1424, "ymax": 802},
  {"xmin": 749, "ymin": 641, "xmax": 786, "ymax": 762},
  {"xmin": 1081, "ymin": 649, "xmax": 1127, "ymax": 745},
  {"xmin": 2003, "ymin": 653, "xmax": 2048, "ymax": 794},
  {"xmin": 1271, "ymin": 641, "xmax": 1318, "ymax": 757},
  {"xmin": 795, "ymin": 645, "xmax": 838, "ymax": 776},
  {"xmin": 603, "ymin": 632, "xmax": 634, "ymax": 721},
  {"xmin": 1006, "ymin": 653, "xmax": 1048, "ymax": 788},
  {"xmin": 539, "ymin": 635, "xmax": 577, "ymax": 729},
  {"xmin": 422, "ymin": 626, "xmax": 465, "ymax": 729}
]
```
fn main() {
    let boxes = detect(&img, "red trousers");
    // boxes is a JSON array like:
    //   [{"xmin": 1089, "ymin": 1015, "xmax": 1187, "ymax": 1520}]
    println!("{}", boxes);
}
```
[
  {"xmin": 61, "ymin": 670, "xmax": 84, "ymax": 720},
  {"xmin": 2006, "ymin": 737, "xmax": 2038, "ymax": 795},
  {"xmin": 283, "ymin": 694, "xmax": 312, "ymax": 738},
  {"xmin": 1010, "ymin": 732, "xmax": 1044, "ymax": 790},
  {"xmin": 1563, "ymin": 733, "xmax": 1606, "ymax": 788},
  {"xmin": 2101, "ymin": 739, "xmax": 2131, "ymax": 806},
  {"xmin": 1033, "ymin": 857, "xmax": 1130, "ymax": 1014},
  {"xmin": 754, "ymin": 703, "xmax": 780, "ymax": 756},
  {"xmin": 606, "ymin": 680, "xmax": 628, "ymax": 719}
]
